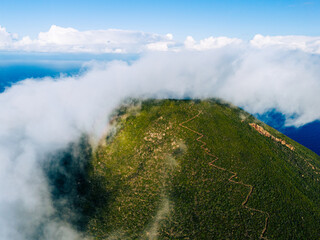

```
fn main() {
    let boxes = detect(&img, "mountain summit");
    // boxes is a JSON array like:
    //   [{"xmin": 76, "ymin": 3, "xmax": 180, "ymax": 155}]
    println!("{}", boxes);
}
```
[{"xmin": 53, "ymin": 99, "xmax": 320, "ymax": 239}]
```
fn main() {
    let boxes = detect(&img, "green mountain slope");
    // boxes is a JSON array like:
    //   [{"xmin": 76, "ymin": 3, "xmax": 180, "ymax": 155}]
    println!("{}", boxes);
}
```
[{"xmin": 83, "ymin": 99, "xmax": 320, "ymax": 239}]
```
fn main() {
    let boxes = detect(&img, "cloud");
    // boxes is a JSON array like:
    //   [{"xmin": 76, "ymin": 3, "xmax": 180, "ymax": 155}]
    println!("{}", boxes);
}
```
[
  {"xmin": 3, "ymin": 25, "xmax": 320, "ymax": 55},
  {"xmin": 146, "ymin": 41, "xmax": 173, "ymax": 51},
  {"xmin": 0, "ymin": 25, "xmax": 175, "ymax": 53},
  {"xmin": 2, "ymin": 28, "xmax": 320, "ymax": 239},
  {"xmin": 184, "ymin": 36, "xmax": 242, "ymax": 50},
  {"xmin": 251, "ymin": 34, "xmax": 320, "ymax": 54},
  {"xmin": 0, "ymin": 26, "xmax": 18, "ymax": 47}
]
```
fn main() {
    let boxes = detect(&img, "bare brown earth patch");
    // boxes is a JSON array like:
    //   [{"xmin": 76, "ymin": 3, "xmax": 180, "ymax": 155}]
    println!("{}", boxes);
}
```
[{"xmin": 249, "ymin": 123, "xmax": 295, "ymax": 151}]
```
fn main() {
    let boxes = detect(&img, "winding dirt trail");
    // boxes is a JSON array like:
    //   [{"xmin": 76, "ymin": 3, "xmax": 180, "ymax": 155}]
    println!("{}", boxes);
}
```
[{"xmin": 179, "ymin": 110, "xmax": 270, "ymax": 239}]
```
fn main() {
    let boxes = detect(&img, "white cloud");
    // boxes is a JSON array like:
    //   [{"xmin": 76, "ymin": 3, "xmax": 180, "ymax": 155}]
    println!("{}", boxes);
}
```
[
  {"xmin": 166, "ymin": 33, "xmax": 173, "ymax": 40},
  {"xmin": 184, "ymin": 36, "xmax": 242, "ymax": 50},
  {"xmin": 0, "ymin": 25, "xmax": 17, "ymax": 48},
  {"xmin": 251, "ymin": 34, "xmax": 320, "ymax": 54},
  {"xmin": 0, "ymin": 25, "xmax": 175, "ymax": 53},
  {"xmin": 3, "ymin": 25, "xmax": 320, "ymax": 55},
  {"xmin": 146, "ymin": 41, "xmax": 176, "ymax": 51}
]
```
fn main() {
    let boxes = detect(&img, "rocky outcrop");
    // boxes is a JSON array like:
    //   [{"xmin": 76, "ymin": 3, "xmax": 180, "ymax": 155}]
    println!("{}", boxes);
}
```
[{"xmin": 249, "ymin": 123, "xmax": 295, "ymax": 151}]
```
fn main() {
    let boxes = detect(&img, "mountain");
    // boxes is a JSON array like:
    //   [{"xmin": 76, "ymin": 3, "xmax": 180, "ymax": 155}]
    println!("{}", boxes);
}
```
[{"xmin": 49, "ymin": 99, "xmax": 320, "ymax": 239}]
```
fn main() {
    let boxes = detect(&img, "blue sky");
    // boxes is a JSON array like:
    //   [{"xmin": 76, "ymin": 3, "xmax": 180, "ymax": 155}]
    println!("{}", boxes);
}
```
[{"xmin": 1, "ymin": 0, "xmax": 320, "ymax": 40}]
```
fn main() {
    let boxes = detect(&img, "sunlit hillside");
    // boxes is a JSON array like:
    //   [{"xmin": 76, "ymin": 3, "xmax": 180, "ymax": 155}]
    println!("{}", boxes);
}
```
[{"xmin": 48, "ymin": 99, "xmax": 320, "ymax": 239}]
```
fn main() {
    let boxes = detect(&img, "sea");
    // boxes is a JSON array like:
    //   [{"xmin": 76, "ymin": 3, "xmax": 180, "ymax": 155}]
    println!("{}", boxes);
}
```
[
  {"xmin": 257, "ymin": 111, "xmax": 320, "ymax": 156},
  {"xmin": 1, "ymin": 53, "xmax": 319, "ymax": 156}
]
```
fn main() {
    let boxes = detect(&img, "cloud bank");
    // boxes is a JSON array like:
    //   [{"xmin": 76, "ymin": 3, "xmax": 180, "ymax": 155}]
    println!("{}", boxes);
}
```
[
  {"xmin": 184, "ymin": 36, "xmax": 242, "ymax": 50},
  {"xmin": 0, "ymin": 25, "xmax": 176, "ymax": 53},
  {"xmin": 3, "ymin": 24, "xmax": 320, "ymax": 54},
  {"xmin": 251, "ymin": 34, "xmax": 320, "ymax": 54},
  {"xmin": 1, "ymin": 27, "xmax": 320, "ymax": 239}
]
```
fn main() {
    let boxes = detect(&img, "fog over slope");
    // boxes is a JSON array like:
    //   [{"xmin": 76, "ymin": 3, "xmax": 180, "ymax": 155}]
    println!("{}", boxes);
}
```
[{"xmin": 1, "ymin": 46, "xmax": 320, "ymax": 239}]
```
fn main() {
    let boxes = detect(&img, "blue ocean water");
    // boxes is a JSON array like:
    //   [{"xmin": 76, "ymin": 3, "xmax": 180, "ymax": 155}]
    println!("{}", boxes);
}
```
[
  {"xmin": 282, "ymin": 121, "xmax": 320, "ymax": 155},
  {"xmin": 0, "ymin": 53, "xmax": 319, "ymax": 156},
  {"xmin": 0, "ymin": 63, "xmax": 81, "ymax": 92},
  {"xmin": 0, "ymin": 52, "xmax": 138, "ymax": 92},
  {"xmin": 256, "ymin": 111, "xmax": 320, "ymax": 156}
]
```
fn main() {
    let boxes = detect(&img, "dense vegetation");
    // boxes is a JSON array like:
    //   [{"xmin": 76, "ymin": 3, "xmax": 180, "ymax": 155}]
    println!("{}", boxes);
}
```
[{"xmin": 52, "ymin": 99, "xmax": 320, "ymax": 239}]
